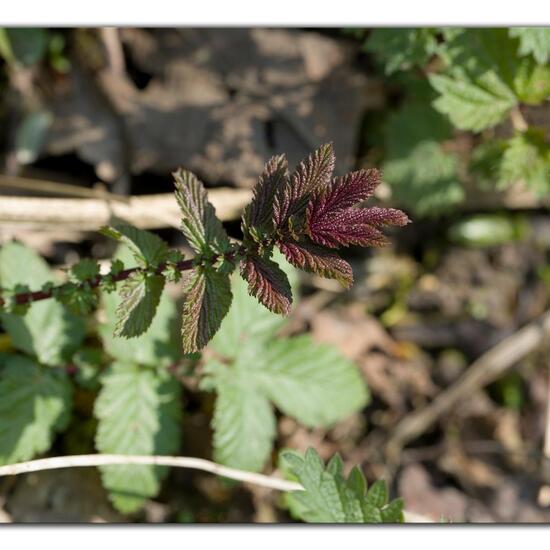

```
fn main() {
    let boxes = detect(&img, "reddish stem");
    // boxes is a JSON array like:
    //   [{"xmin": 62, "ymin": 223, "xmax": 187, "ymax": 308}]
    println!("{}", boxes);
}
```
[{"xmin": 0, "ymin": 259, "xmax": 195, "ymax": 307}]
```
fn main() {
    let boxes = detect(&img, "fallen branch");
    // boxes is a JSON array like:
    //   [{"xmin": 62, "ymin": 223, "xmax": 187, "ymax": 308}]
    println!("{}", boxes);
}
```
[
  {"xmin": 0, "ymin": 187, "xmax": 252, "ymax": 231},
  {"xmin": 0, "ymin": 453, "xmax": 430, "ymax": 523},
  {"xmin": 387, "ymin": 310, "xmax": 550, "ymax": 456}
]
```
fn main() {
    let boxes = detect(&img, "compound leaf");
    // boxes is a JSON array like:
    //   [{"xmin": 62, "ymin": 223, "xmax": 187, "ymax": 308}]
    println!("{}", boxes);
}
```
[
  {"xmin": 94, "ymin": 362, "xmax": 182, "ymax": 513},
  {"xmin": 0, "ymin": 355, "xmax": 72, "ymax": 464}
]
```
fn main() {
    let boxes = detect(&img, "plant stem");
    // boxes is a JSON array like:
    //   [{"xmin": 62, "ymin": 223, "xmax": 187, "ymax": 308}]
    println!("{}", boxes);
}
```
[{"xmin": 0, "ymin": 258, "xmax": 195, "ymax": 308}]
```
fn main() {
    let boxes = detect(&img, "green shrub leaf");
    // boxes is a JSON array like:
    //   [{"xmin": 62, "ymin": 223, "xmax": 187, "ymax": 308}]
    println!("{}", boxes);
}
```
[
  {"xmin": 114, "ymin": 272, "xmax": 165, "ymax": 338},
  {"xmin": 94, "ymin": 362, "xmax": 182, "ymax": 513},
  {"xmin": 180, "ymin": 265, "xmax": 232, "ymax": 353},
  {"xmin": 281, "ymin": 448, "xmax": 404, "ymax": 523},
  {"xmin": 0, "ymin": 355, "xmax": 72, "ymax": 464},
  {"xmin": 510, "ymin": 27, "xmax": 550, "ymax": 65},
  {"xmin": 0, "ymin": 241, "xmax": 86, "ymax": 366}
]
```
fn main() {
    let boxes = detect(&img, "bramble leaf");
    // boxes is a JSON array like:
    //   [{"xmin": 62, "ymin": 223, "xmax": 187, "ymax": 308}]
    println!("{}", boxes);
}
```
[
  {"xmin": 273, "ymin": 143, "xmax": 335, "ymax": 231},
  {"xmin": 100, "ymin": 224, "xmax": 169, "ymax": 268},
  {"xmin": 278, "ymin": 239, "xmax": 353, "ymax": 288},
  {"xmin": 173, "ymin": 169, "xmax": 230, "ymax": 256},
  {"xmin": 364, "ymin": 28, "xmax": 439, "ymax": 75},
  {"xmin": 281, "ymin": 448, "xmax": 404, "ymax": 523},
  {"xmin": 209, "ymin": 251, "xmax": 299, "ymax": 359},
  {"xmin": 0, "ymin": 355, "xmax": 72, "ymax": 465},
  {"xmin": 114, "ymin": 272, "xmax": 165, "ymax": 338},
  {"xmin": 181, "ymin": 265, "xmax": 232, "ymax": 353},
  {"xmin": 306, "ymin": 169, "xmax": 408, "ymax": 248},
  {"xmin": 0, "ymin": 241, "xmax": 85, "ymax": 366},
  {"xmin": 498, "ymin": 129, "xmax": 550, "ymax": 194},
  {"xmin": 242, "ymin": 154, "xmax": 289, "ymax": 242},
  {"xmin": 510, "ymin": 27, "xmax": 550, "ymax": 65},
  {"xmin": 203, "ymin": 319, "xmax": 367, "ymax": 471},
  {"xmin": 95, "ymin": 362, "xmax": 182, "ymax": 513},
  {"xmin": 240, "ymin": 253, "xmax": 292, "ymax": 315},
  {"xmin": 429, "ymin": 72, "xmax": 516, "ymax": 132},
  {"xmin": 100, "ymin": 246, "xmax": 179, "ymax": 367}
]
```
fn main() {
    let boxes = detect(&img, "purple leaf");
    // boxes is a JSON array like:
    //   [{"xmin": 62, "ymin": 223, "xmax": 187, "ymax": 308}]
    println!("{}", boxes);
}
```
[
  {"xmin": 240, "ymin": 254, "xmax": 293, "ymax": 315},
  {"xmin": 278, "ymin": 239, "xmax": 353, "ymax": 288},
  {"xmin": 273, "ymin": 143, "xmax": 335, "ymax": 231},
  {"xmin": 242, "ymin": 154, "xmax": 289, "ymax": 240},
  {"xmin": 307, "ymin": 169, "xmax": 409, "ymax": 248}
]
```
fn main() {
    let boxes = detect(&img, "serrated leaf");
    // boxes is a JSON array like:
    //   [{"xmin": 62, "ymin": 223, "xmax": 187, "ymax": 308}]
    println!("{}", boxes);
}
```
[
  {"xmin": 498, "ymin": 129, "xmax": 550, "ymax": 194},
  {"xmin": 510, "ymin": 27, "xmax": 550, "ymax": 64},
  {"xmin": 100, "ymin": 246, "xmax": 179, "ymax": 367},
  {"xmin": 242, "ymin": 154, "xmax": 289, "ymax": 240},
  {"xmin": 173, "ymin": 169, "xmax": 230, "ymax": 255},
  {"xmin": 114, "ymin": 272, "xmax": 165, "ymax": 338},
  {"xmin": 367, "ymin": 479, "xmax": 388, "ymax": 508},
  {"xmin": 273, "ymin": 144, "xmax": 335, "ymax": 231},
  {"xmin": 0, "ymin": 241, "xmax": 85, "ymax": 366},
  {"xmin": 209, "ymin": 250, "xmax": 299, "ymax": 360},
  {"xmin": 278, "ymin": 239, "xmax": 353, "ymax": 288},
  {"xmin": 94, "ymin": 363, "xmax": 182, "ymax": 513},
  {"xmin": 281, "ymin": 448, "xmax": 404, "ymax": 524},
  {"xmin": 429, "ymin": 73, "xmax": 516, "ymax": 132},
  {"xmin": 239, "ymin": 253, "xmax": 292, "ymax": 315},
  {"xmin": 365, "ymin": 28, "xmax": 439, "ymax": 75},
  {"xmin": 180, "ymin": 265, "xmax": 232, "ymax": 353},
  {"xmin": 0, "ymin": 355, "xmax": 72, "ymax": 464},
  {"xmin": 259, "ymin": 335, "xmax": 369, "ymax": 427},
  {"xmin": 100, "ymin": 224, "xmax": 169, "ymax": 267},
  {"xmin": 208, "ymin": 363, "xmax": 276, "ymax": 472},
  {"xmin": 384, "ymin": 141, "xmax": 463, "ymax": 216},
  {"xmin": 205, "ymin": 332, "xmax": 367, "ymax": 472}
]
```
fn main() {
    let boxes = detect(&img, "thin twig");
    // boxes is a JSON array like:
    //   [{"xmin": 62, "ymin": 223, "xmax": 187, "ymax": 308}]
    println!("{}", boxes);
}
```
[
  {"xmin": 387, "ymin": 310, "xmax": 550, "ymax": 457},
  {"xmin": 0, "ymin": 453, "xmax": 430, "ymax": 522}
]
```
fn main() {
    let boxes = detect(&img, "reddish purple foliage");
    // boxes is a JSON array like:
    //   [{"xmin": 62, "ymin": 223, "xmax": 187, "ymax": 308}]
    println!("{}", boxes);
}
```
[{"xmin": 240, "ymin": 254, "xmax": 292, "ymax": 315}]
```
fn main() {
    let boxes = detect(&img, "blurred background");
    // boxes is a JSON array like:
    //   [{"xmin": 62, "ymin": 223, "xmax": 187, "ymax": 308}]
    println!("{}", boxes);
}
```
[{"xmin": 0, "ymin": 27, "xmax": 550, "ymax": 523}]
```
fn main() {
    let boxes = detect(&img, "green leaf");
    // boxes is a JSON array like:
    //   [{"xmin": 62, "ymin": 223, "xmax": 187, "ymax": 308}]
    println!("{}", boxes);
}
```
[
  {"xmin": 208, "ymin": 362, "xmax": 276, "ymax": 472},
  {"xmin": 99, "ymin": 246, "xmax": 179, "ymax": 367},
  {"xmin": 204, "ymin": 335, "xmax": 367, "ymax": 472},
  {"xmin": 94, "ymin": 363, "xmax": 182, "ymax": 513},
  {"xmin": 209, "ymin": 250, "xmax": 299, "ymax": 359},
  {"xmin": 173, "ymin": 169, "xmax": 230, "ymax": 256},
  {"xmin": 70, "ymin": 258, "xmax": 101, "ymax": 282},
  {"xmin": 180, "ymin": 265, "xmax": 232, "ymax": 353},
  {"xmin": 114, "ymin": 272, "xmax": 165, "ymax": 338},
  {"xmin": 498, "ymin": 129, "xmax": 550, "ymax": 194},
  {"xmin": 365, "ymin": 28, "xmax": 438, "ymax": 75},
  {"xmin": 281, "ymin": 448, "xmax": 404, "ymax": 524},
  {"xmin": 510, "ymin": 27, "xmax": 550, "ymax": 64},
  {"xmin": 0, "ymin": 355, "xmax": 72, "ymax": 464},
  {"xmin": 260, "ymin": 336, "xmax": 369, "ymax": 427},
  {"xmin": 100, "ymin": 224, "xmax": 169, "ymax": 268},
  {"xmin": 429, "ymin": 72, "xmax": 516, "ymax": 132},
  {"xmin": 0, "ymin": 241, "xmax": 86, "ymax": 366},
  {"xmin": 15, "ymin": 109, "xmax": 53, "ymax": 165},
  {"xmin": 382, "ymin": 102, "xmax": 463, "ymax": 216},
  {"xmin": 0, "ymin": 28, "xmax": 48, "ymax": 66}
]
